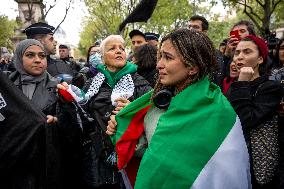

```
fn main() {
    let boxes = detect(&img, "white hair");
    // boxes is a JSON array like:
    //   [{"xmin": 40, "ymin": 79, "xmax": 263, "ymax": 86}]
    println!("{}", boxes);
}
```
[{"xmin": 100, "ymin": 35, "xmax": 125, "ymax": 60}]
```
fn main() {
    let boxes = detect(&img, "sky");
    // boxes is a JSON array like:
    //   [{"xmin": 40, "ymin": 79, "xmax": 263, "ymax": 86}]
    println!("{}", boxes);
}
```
[{"xmin": 0, "ymin": 0, "xmax": 88, "ymax": 46}]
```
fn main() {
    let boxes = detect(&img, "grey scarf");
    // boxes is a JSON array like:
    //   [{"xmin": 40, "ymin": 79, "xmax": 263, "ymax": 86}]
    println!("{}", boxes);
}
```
[{"xmin": 13, "ymin": 39, "xmax": 47, "ymax": 99}]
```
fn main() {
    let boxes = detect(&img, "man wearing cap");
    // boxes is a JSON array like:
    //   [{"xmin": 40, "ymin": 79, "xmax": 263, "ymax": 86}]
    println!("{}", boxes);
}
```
[
  {"xmin": 128, "ymin": 29, "xmax": 147, "ymax": 61},
  {"xmin": 24, "ymin": 22, "xmax": 74, "ymax": 78},
  {"xmin": 145, "ymin": 32, "xmax": 160, "ymax": 47},
  {"xmin": 59, "ymin": 44, "xmax": 80, "ymax": 72},
  {"xmin": 129, "ymin": 29, "xmax": 147, "ymax": 52}
]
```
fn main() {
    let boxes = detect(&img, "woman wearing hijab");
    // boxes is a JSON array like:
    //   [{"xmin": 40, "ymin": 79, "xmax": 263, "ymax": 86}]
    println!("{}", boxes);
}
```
[
  {"xmin": 3, "ymin": 39, "xmax": 60, "ymax": 188},
  {"xmin": 227, "ymin": 35, "xmax": 282, "ymax": 188},
  {"xmin": 8, "ymin": 39, "xmax": 84, "ymax": 189},
  {"xmin": 9, "ymin": 39, "xmax": 58, "ymax": 122}
]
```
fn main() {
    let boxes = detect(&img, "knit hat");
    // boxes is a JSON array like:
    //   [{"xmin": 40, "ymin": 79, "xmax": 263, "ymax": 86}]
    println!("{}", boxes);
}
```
[{"xmin": 244, "ymin": 35, "xmax": 268, "ymax": 61}]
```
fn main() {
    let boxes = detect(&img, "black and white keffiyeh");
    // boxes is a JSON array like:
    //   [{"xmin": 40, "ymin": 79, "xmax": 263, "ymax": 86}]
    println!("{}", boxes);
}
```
[{"xmin": 69, "ymin": 72, "xmax": 135, "ymax": 106}]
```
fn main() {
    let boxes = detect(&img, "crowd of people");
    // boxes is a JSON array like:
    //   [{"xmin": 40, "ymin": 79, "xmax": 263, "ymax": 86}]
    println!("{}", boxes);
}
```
[{"xmin": 0, "ymin": 14, "xmax": 284, "ymax": 189}]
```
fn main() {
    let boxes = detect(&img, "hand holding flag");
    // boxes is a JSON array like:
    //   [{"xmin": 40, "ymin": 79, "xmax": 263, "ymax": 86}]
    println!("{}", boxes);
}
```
[{"xmin": 57, "ymin": 82, "xmax": 84, "ymax": 102}]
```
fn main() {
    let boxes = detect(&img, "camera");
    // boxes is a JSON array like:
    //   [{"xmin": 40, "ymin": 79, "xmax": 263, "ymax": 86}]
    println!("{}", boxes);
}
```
[
  {"xmin": 264, "ymin": 30, "xmax": 279, "ymax": 51},
  {"xmin": 153, "ymin": 89, "xmax": 173, "ymax": 109}
]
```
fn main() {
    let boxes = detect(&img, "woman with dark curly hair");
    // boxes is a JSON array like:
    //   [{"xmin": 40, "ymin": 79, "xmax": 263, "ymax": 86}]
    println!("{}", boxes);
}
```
[{"xmin": 107, "ymin": 29, "xmax": 250, "ymax": 189}]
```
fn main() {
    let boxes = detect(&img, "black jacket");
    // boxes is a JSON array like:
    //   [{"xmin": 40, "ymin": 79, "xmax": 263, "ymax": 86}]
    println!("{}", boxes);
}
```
[
  {"xmin": 47, "ymin": 56, "xmax": 74, "ymax": 78},
  {"xmin": 8, "ymin": 72, "xmax": 84, "ymax": 189},
  {"xmin": 83, "ymin": 72, "xmax": 151, "ymax": 187},
  {"xmin": 9, "ymin": 71, "xmax": 58, "ymax": 115},
  {"xmin": 269, "ymin": 67, "xmax": 284, "ymax": 188},
  {"xmin": 137, "ymin": 68, "xmax": 158, "ymax": 88},
  {"xmin": 227, "ymin": 76, "xmax": 282, "ymax": 189},
  {"xmin": 0, "ymin": 72, "xmax": 47, "ymax": 189},
  {"xmin": 8, "ymin": 71, "xmax": 63, "ymax": 188},
  {"xmin": 228, "ymin": 76, "xmax": 282, "ymax": 135}
]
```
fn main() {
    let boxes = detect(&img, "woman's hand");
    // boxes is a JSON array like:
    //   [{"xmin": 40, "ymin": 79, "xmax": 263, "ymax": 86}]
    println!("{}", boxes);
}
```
[
  {"xmin": 106, "ymin": 115, "xmax": 117, "ymax": 135},
  {"xmin": 112, "ymin": 97, "xmax": 130, "ymax": 115},
  {"xmin": 238, "ymin": 67, "xmax": 254, "ymax": 81},
  {"xmin": 57, "ymin": 82, "xmax": 69, "ymax": 90},
  {"xmin": 46, "ymin": 115, "xmax": 58, "ymax": 124}
]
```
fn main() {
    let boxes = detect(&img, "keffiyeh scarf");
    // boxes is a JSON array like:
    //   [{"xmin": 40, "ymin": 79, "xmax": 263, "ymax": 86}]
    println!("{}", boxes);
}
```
[{"xmin": 70, "ymin": 72, "xmax": 135, "ymax": 106}]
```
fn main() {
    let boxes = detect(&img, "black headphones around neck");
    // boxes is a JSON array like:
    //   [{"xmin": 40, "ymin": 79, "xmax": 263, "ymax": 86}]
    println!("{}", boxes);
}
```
[{"xmin": 153, "ymin": 89, "xmax": 173, "ymax": 109}]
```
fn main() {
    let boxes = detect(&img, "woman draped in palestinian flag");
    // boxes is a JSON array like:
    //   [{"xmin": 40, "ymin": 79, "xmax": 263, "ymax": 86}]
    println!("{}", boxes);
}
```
[{"xmin": 107, "ymin": 29, "xmax": 251, "ymax": 189}]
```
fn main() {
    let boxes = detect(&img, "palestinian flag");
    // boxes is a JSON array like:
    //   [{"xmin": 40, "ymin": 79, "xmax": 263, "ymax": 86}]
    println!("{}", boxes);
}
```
[{"xmin": 111, "ymin": 77, "xmax": 251, "ymax": 189}]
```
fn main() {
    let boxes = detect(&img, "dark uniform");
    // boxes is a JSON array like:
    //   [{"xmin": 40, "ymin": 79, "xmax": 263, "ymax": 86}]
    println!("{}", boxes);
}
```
[{"xmin": 47, "ymin": 55, "xmax": 74, "ymax": 77}]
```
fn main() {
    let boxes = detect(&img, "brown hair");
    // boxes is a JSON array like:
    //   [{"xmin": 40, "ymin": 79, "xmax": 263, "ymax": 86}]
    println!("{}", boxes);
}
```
[{"xmin": 153, "ymin": 28, "xmax": 217, "ymax": 96}]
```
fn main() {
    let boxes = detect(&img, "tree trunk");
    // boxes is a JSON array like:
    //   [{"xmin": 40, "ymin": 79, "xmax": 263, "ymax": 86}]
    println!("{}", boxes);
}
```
[{"xmin": 262, "ymin": 0, "xmax": 271, "ymax": 36}]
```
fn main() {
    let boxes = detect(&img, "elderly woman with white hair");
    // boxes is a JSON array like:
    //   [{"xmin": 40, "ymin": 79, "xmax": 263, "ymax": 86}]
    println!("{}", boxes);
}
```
[{"xmin": 62, "ymin": 35, "xmax": 151, "ymax": 188}]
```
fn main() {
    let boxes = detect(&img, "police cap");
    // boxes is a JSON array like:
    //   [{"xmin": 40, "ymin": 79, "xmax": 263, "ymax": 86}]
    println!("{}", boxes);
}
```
[
  {"xmin": 145, "ymin": 32, "xmax": 160, "ymax": 41},
  {"xmin": 24, "ymin": 22, "xmax": 55, "ymax": 38},
  {"xmin": 59, "ymin": 44, "xmax": 68, "ymax": 49}
]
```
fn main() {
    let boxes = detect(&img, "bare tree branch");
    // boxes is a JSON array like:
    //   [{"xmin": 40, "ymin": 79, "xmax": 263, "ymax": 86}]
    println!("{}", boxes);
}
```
[
  {"xmin": 235, "ymin": 0, "xmax": 262, "ymax": 32},
  {"xmin": 255, "ymin": 0, "xmax": 265, "ymax": 7},
  {"xmin": 44, "ymin": 3, "xmax": 57, "ymax": 19},
  {"xmin": 243, "ymin": 9, "xmax": 261, "ymax": 30},
  {"xmin": 271, "ymin": 0, "xmax": 283, "ymax": 15},
  {"xmin": 54, "ymin": 0, "xmax": 73, "ymax": 32},
  {"xmin": 237, "ymin": 1, "xmax": 262, "ymax": 22}
]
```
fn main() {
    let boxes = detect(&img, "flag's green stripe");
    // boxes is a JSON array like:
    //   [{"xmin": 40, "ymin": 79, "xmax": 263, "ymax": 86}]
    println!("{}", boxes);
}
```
[
  {"xmin": 135, "ymin": 77, "xmax": 236, "ymax": 189},
  {"xmin": 110, "ymin": 90, "xmax": 153, "ymax": 144}
]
